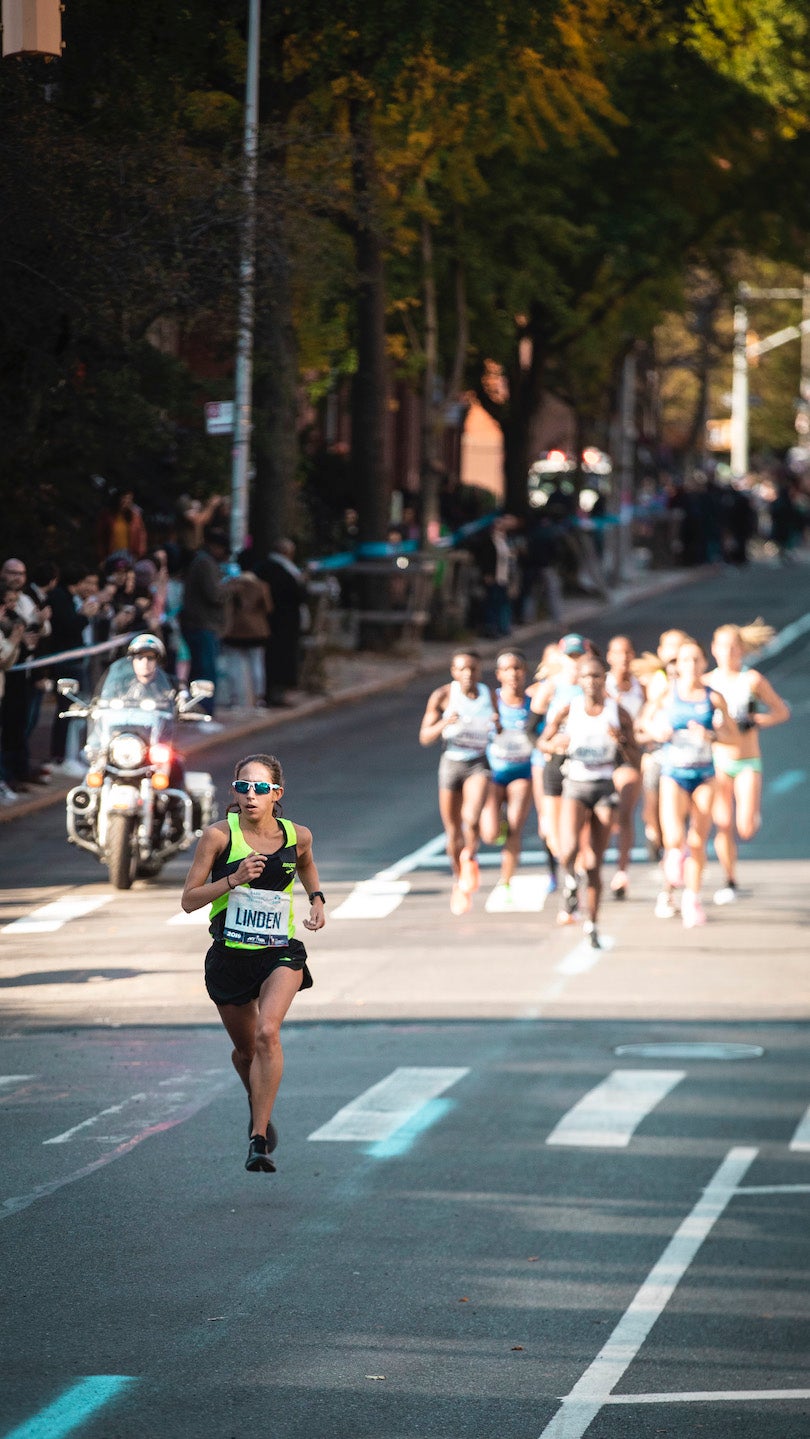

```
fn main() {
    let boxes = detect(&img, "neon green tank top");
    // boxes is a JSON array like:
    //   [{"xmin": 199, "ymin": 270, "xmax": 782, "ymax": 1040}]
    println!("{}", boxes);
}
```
[{"xmin": 209, "ymin": 811, "xmax": 297, "ymax": 947}]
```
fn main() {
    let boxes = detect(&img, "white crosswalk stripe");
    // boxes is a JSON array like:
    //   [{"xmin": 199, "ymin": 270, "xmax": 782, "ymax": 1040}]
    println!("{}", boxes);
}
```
[
  {"xmin": 308, "ymin": 1066, "xmax": 469, "ymax": 1143},
  {"xmin": 546, "ymin": 1069, "xmax": 685, "ymax": 1148},
  {"xmin": 788, "ymin": 1105, "xmax": 810, "ymax": 1150},
  {"xmin": 1, "ymin": 895, "xmax": 113, "ymax": 935}
]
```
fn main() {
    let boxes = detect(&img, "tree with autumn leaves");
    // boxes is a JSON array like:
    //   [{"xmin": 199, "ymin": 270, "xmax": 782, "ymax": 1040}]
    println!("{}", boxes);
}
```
[{"xmin": 1, "ymin": 0, "xmax": 810, "ymax": 557}]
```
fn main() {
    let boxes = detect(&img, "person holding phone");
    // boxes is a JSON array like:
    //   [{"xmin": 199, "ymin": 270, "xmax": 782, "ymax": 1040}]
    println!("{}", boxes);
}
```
[{"xmin": 181, "ymin": 753, "xmax": 325, "ymax": 1174}]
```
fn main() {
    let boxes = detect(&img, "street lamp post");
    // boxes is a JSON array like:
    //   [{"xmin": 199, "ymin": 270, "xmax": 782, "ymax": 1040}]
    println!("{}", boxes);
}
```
[{"xmin": 229, "ymin": 0, "xmax": 261, "ymax": 558}]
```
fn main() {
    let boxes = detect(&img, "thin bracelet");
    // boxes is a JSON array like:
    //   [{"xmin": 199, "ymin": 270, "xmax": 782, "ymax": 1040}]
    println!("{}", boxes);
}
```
[{"xmin": 227, "ymin": 875, "xmax": 236, "ymax": 890}]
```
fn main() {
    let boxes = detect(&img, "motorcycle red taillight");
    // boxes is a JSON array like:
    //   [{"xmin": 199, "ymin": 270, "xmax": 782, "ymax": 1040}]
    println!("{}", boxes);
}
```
[{"xmin": 150, "ymin": 743, "xmax": 172, "ymax": 765}]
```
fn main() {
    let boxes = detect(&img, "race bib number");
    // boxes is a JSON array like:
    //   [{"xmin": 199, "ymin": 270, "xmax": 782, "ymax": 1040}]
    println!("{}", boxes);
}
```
[
  {"xmin": 224, "ymin": 886, "xmax": 291, "ymax": 947},
  {"xmin": 491, "ymin": 730, "xmax": 532, "ymax": 763}
]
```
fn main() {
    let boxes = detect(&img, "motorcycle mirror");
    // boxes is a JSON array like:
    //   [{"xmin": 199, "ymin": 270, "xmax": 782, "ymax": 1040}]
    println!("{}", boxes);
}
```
[
  {"xmin": 57, "ymin": 678, "xmax": 79, "ymax": 697},
  {"xmin": 190, "ymin": 680, "xmax": 215, "ymax": 699}
]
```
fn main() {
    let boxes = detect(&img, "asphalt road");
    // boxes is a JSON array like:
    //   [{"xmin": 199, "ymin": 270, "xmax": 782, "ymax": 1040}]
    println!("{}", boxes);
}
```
[{"xmin": 1, "ymin": 558, "xmax": 810, "ymax": 1439}]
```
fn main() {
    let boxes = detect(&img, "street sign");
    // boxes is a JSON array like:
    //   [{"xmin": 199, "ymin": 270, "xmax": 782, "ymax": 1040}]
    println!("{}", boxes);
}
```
[
  {"xmin": 204, "ymin": 401, "xmax": 234, "ymax": 435},
  {"xmin": 706, "ymin": 418, "xmax": 732, "ymax": 452}
]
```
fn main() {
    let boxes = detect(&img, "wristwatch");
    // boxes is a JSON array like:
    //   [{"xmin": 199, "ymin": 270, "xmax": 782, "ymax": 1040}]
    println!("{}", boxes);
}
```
[{"xmin": 308, "ymin": 890, "xmax": 326, "ymax": 904}]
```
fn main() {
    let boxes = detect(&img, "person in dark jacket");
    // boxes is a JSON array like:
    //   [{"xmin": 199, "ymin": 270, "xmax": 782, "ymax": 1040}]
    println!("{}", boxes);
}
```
[
  {"xmin": 179, "ymin": 526, "xmax": 229, "ymax": 714},
  {"xmin": 257, "ymin": 539, "xmax": 307, "ymax": 706}
]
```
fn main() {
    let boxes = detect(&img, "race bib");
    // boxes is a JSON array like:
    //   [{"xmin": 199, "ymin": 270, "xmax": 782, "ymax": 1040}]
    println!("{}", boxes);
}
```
[
  {"xmin": 669, "ymin": 729, "xmax": 712, "ymax": 767},
  {"xmin": 491, "ymin": 730, "xmax": 532, "ymax": 763},
  {"xmin": 224, "ymin": 886, "xmax": 291, "ymax": 947},
  {"xmin": 445, "ymin": 717, "xmax": 493, "ymax": 751},
  {"xmin": 569, "ymin": 741, "xmax": 615, "ymax": 766}
]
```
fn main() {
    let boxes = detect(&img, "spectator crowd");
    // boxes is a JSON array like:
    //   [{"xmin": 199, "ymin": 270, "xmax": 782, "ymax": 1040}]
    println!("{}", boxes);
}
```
[
  {"xmin": 2, "ymin": 464, "xmax": 807, "ymax": 806},
  {"xmin": 0, "ymin": 491, "xmax": 309, "ymax": 805}
]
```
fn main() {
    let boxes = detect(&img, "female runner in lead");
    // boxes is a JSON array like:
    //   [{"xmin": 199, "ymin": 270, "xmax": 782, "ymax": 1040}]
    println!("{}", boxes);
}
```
[{"xmin": 181, "ymin": 753, "xmax": 325, "ymax": 1174}]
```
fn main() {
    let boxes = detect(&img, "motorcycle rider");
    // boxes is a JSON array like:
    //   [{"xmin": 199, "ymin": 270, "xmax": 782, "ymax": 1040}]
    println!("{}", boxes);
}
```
[
  {"xmin": 101, "ymin": 632, "xmax": 176, "ymax": 704},
  {"xmin": 97, "ymin": 633, "xmax": 187, "ymax": 804}
]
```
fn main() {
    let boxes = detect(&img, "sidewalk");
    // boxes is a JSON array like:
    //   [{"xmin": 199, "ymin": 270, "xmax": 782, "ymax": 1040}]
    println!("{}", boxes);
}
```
[{"xmin": 0, "ymin": 558, "xmax": 701, "ymax": 826}]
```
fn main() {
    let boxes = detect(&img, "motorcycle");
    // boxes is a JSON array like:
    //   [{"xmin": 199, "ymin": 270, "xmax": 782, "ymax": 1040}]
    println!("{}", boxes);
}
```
[{"xmin": 57, "ymin": 669, "xmax": 218, "ymax": 889}]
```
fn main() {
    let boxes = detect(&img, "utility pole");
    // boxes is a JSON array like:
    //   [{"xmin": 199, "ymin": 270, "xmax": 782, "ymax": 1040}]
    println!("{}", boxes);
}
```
[
  {"xmin": 229, "ymin": 0, "xmax": 261, "ymax": 558},
  {"xmin": 730, "ymin": 302, "xmax": 749, "ymax": 478},
  {"xmin": 729, "ymin": 284, "xmax": 808, "ymax": 479}
]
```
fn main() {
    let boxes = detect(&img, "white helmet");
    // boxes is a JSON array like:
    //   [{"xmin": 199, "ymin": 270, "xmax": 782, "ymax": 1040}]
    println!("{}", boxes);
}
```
[{"xmin": 127, "ymin": 633, "xmax": 166, "ymax": 663}]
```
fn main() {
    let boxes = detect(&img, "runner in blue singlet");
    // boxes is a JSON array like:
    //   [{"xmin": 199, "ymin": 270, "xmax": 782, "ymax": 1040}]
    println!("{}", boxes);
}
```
[
  {"xmin": 636, "ymin": 638, "xmax": 734, "ymax": 930},
  {"xmin": 480, "ymin": 650, "xmax": 536, "ymax": 904}
]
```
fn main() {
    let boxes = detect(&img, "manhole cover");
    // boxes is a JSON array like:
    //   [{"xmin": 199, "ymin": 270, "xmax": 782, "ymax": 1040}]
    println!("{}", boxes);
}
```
[{"xmin": 613, "ymin": 1042, "xmax": 765, "ymax": 1061}]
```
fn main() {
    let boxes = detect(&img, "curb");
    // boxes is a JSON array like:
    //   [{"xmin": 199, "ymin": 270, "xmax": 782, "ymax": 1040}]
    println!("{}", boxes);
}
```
[{"xmin": 0, "ymin": 565, "xmax": 706, "ymax": 825}]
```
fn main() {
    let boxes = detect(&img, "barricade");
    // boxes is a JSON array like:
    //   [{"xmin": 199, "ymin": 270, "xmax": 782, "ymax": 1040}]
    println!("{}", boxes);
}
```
[{"xmin": 10, "ymin": 634, "xmax": 134, "ymax": 766}]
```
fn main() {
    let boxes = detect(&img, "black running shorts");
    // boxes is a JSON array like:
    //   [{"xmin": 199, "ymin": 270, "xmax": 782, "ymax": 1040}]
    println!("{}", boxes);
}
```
[
  {"xmin": 438, "ymin": 753, "xmax": 490, "ymax": 792},
  {"xmin": 204, "ymin": 936, "xmax": 313, "ymax": 1006},
  {"xmin": 542, "ymin": 753, "xmax": 565, "ymax": 798},
  {"xmin": 562, "ymin": 777, "xmax": 616, "ymax": 811}
]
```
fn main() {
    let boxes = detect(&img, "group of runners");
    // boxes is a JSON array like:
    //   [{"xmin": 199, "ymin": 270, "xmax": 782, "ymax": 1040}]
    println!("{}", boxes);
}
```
[
  {"xmin": 179, "ymin": 619, "xmax": 788, "ymax": 1178},
  {"xmin": 419, "ymin": 622, "xmax": 790, "ymax": 949}
]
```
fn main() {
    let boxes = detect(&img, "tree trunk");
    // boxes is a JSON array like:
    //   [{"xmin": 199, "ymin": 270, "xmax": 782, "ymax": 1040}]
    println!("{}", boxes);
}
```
[
  {"xmin": 349, "ymin": 101, "xmax": 391, "ymax": 546},
  {"xmin": 251, "ymin": 265, "xmax": 298, "ymax": 557},
  {"xmin": 502, "ymin": 308, "xmax": 546, "ymax": 515}
]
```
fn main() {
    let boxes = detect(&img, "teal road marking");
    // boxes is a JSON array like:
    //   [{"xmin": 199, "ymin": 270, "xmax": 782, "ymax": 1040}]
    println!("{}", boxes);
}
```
[
  {"xmin": 768, "ymin": 769, "xmax": 805, "ymax": 796},
  {"xmin": 1, "ymin": 1376, "xmax": 136, "ymax": 1439},
  {"xmin": 364, "ymin": 1097, "xmax": 455, "ymax": 1158}
]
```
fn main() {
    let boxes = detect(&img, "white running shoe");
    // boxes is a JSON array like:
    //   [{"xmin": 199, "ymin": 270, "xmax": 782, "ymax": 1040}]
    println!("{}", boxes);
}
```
[
  {"xmin": 654, "ymin": 890, "xmax": 678, "ymax": 920},
  {"xmin": 0, "ymin": 781, "xmax": 19, "ymax": 804},
  {"xmin": 681, "ymin": 891, "xmax": 707, "ymax": 929},
  {"xmin": 713, "ymin": 883, "xmax": 738, "ymax": 906},
  {"xmin": 610, "ymin": 870, "xmax": 629, "ymax": 900},
  {"xmin": 583, "ymin": 920, "xmax": 601, "ymax": 949},
  {"xmin": 663, "ymin": 848, "xmax": 684, "ymax": 889}
]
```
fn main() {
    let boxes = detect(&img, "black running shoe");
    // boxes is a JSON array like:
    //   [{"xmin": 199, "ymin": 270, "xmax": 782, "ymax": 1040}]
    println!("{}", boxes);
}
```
[
  {"xmin": 245, "ymin": 1135, "xmax": 277, "ymax": 1173},
  {"xmin": 563, "ymin": 876, "xmax": 579, "ymax": 916},
  {"xmin": 247, "ymin": 1096, "xmax": 279, "ymax": 1151},
  {"xmin": 583, "ymin": 921, "xmax": 601, "ymax": 949}
]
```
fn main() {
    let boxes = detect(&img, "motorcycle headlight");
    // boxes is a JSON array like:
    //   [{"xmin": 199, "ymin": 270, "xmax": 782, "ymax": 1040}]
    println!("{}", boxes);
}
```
[{"xmin": 109, "ymin": 733, "xmax": 147, "ymax": 769}]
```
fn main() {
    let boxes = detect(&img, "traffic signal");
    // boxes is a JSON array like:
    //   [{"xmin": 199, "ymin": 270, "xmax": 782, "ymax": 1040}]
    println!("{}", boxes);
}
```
[{"xmin": 2, "ymin": 0, "xmax": 63, "ymax": 58}]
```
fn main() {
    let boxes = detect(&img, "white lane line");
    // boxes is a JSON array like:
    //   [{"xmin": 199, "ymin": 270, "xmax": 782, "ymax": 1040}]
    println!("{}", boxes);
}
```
[
  {"xmin": 1, "ymin": 895, "xmax": 113, "ymax": 935},
  {"xmin": 737, "ymin": 1183, "xmax": 810, "ymax": 1194},
  {"xmin": 1, "ymin": 1069, "xmax": 230, "ymax": 1221},
  {"xmin": 788, "ymin": 1105, "xmax": 810, "ymax": 1150},
  {"xmin": 604, "ymin": 1389, "xmax": 810, "ymax": 1405},
  {"xmin": 555, "ymin": 934, "xmax": 615, "ymax": 975},
  {"xmin": 0, "ymin": 1075, "xmax": 36, "ymax": 1088},
  {"xmin": 331, "ymin": 833, "xmax": 447, "ymax": 920},
  {"xmin": 307, "ymin": 1066, "xmax": 469, "ymax": 1143},
  {"xmin": 536, "ymin": 1146, "xmax": 757, "ymax": 1439},
  {"xmin": 43, "ymin": 1094, "xmax": 148, "ymax": 1145},
  {"xmin": 375, "ymin": 832, "xmax": 447, "ymax": 882},
  {"xmin": 546, "ymin": 1069, "xmax": 684, "ymax": 1148},
  {"xmin": 331, "ymin": 879, "xmax": 411, "ymax": 920},
  {"xmin": 167, "ymin": 907, "xmax": 210, "ymax": 926},
  {"xmin": 407, "ymin": 846, "xmax": 647, "ymax": 872}
]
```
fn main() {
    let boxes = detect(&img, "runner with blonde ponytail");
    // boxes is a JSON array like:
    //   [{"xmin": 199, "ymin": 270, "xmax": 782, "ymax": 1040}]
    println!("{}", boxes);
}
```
[{"xmin": 705, "ymin": 621, "xmax": 791, "ymax": 904}]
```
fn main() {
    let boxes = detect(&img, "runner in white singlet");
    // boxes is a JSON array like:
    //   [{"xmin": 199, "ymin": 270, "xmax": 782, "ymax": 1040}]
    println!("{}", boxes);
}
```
[{"xmin": 706, "ymin": 620, "xmax": 790, "ymax": 904}]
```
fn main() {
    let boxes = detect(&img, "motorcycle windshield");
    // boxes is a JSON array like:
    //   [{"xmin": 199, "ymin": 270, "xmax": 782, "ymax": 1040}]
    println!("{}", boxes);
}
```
[{"xmin": 89, "ymin": 660, "xmax": 176, "ymax": 750}]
